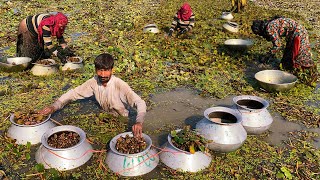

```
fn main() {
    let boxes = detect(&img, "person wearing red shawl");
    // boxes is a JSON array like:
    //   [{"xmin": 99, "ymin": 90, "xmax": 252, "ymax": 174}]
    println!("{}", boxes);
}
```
[
  {"xmin": 168, "ymin": 2, "xmax": 195, "ymax": 37},
  {"xmin": 16, "ymin": 12, "xmax": 73, "ymax": 64}
]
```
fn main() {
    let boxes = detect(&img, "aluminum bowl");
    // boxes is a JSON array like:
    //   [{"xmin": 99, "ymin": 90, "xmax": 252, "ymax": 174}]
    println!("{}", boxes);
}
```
[
  {"xmin": 7, "ymin": 113, "xmax": 55, "ymax": 145},
  {"xmin": 31, "ymin": 59, "xmax": 58, "ymax": 76},
  {"xmin": 143, "ymin": 24, "xmax": 160, "ymax": 33},
  {"xmin": 196, "ymin": 107, "xmax": 247, "ymax": 152},
  {"xmin": 233, "ymin": 95, "xmax": 273, "ymax": 134},
  {"xmin": 224, "ymin": 39, "xmax": 253, "ymax": 51},
  {"xmin": 6, "ymin": 57, "xmax": 32, "ymax": 65},
  {"xmin": 159, "ymin": 130, "xmax": 212, "ymax": 172},
  {"xmin": 221, "ymin": 12, "xmax": 233, "ymax": 21},
  {"xmin": 35, "ymin": 125, "xmax": 93, "ymax": 171},
  {"xmin": 0, "ymin": 57, "xmax": 30, "ymax": 72},
  {"xmin": 255, "ymin": 70, "xmax": 298, "ymax": 92},
  {"xmin": 223, "ymin": 22, "xmax": 239, "ymax": 33},
  {"xmin": 106, "ymin": 132, "xmax": 159, "ymax": 176}
]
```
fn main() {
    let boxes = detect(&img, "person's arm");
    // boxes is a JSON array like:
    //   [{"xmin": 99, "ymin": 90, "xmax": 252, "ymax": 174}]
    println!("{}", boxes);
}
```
[
  {"xmin": 42, "ymin": 25, "xmax": 56, "ymax": 53},
  {"xmin": 266, "ymin": 25, "xmax": 282, "ymax": 54},
  {"xmin": 57, "ymin": 36, "xmax": 67, "ymax": 49},
  {"xmin": 39, "ymin": 78, "xmax": 96, "ymax": 115},
  {"xmin": 170, "ymin": 13, "xmax": 179, "ymax": 30},
  {"xmin": 187, "ymin": 13, "xmax": 195, "ymax": 31}
]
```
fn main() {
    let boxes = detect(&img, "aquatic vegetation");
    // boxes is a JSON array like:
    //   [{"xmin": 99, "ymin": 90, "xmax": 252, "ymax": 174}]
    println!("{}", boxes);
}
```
[{"xmin": 0, "ymin": 0, "xmax": 319, "ymax": 179}]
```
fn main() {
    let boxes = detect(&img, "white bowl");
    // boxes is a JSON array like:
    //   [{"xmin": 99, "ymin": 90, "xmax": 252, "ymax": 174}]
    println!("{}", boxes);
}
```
[
  {"xmin": 221, "ymin": 12, "xmax": 234, "ymax": 21},
  {"xmin": 223, "ymin": 22, "xmax": 239, "ymax": 33},
  {"xmin": 143, "ymin": 24, "xmax": 160, "ymax": 33},
  {"xmin": 7, "ymin": 57, "xmax": 32, "ymax": 65},
  {"xmin": 224, "ymin": 39, "xmax": 253, "ymax": 51}
]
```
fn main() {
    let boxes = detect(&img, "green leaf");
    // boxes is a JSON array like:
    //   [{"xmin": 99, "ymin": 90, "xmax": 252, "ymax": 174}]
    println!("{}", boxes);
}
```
[
  {"xmin": 35, "ymin": 163, "xmax": 45, "ymax": 172},
  {"xmin": 170, "ymin": 130, "xmax": 177, "ymax": 137},
  {"xmin": 25, "ymin": 153, "xmax": 31, "ymax": 160},
  {"xmin": 281, "ymin": 167, "xmax": 293, "ymax": 179},
  {"xmin": 276, "ymin": 172, "xmax": 285, "ymax": 178},
  {"xmin": 26, "ymin": 142, "xmax": 31, "ymax": 149}
]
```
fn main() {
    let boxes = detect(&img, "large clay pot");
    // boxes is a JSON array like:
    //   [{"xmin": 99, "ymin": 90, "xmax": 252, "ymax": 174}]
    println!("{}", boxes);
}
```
[
  {"xmin": 196, "ymin": 107, "xmax": 247, "ymax": 152},
  {"xmin": 35, "ymin": 125, "xmax": 93, "ymax": 171},
  {"xmin": 7, "ymin": 113, "xmax": 55, "ymax": 145},
  {"xmin": 233, "ymin": 95, "xmax": 273, "ymax": 134},
  {"xmin": 105, "ymin": 132, "xmax": 159, "ymax": 176},
  {"xmin": 159, "ymin": 130, "xmax": 212, "ymax": 172}
]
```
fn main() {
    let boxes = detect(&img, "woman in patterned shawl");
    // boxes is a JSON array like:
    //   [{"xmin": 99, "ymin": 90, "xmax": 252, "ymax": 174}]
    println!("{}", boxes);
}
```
[
  {"xmin": 16, "ymin": 12, "xmax": 73, "ymax": 64},
  {"xmin": 251, "ymin": 17, "xmax": 318, "ymax": 86}
]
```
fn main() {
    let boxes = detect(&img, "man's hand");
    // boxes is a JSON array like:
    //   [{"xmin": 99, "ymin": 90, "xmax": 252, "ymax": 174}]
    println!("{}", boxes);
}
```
[
  {"xmin": 132, "ymin": 122, "xmax": 143, "ymax": 137},
  {"xmin": 38, "ymin": 106, "xmax": 55, "ymax": 115}
]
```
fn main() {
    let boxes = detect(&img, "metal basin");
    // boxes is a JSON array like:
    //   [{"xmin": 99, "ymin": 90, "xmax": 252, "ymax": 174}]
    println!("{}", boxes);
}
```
[
  {"xmin": 31, "ymin": 59, "xmax": 58, "ymax": 76},
  {"xmin": 0, "ymin": 57, "xmax": 30, "ymax": 72},
  {"xmin": 143, "ymin": 24, "xmax": 160, "ymax": 33},
  {"xmin": 233, "ymin": 95, "xmax": 273, "ymax": 134},
  {"xmin": 35, "ymin": 125, "xmax": 93, "ymax": 171},
  {"xmin": 223, "ymin": 22, "xmax": 239, "ymax": 33},
  {"xmin": 196, "ymin": 107, "xmax": 247, "ymax": 152},
  {"xmin": 221, "ymin": 12, "xmax": 233, "ymax": 21},
  {"xmin": 224, "ymin": 39, "xmax": 253, "ymax": 51},
  {"xmin": 7, "ymin": 57, "xmax": 32, "ymax": 65},
  {"xmin": 255, "ymin": 70, "xmax": 298, "ymax": 92},
  {"xmin": 7, "ymin": 113, "xmax": 55, "ymax": 144},
  {"xmin": 106, "ymin": 132, "xmax": 159, "ymax": 176},
  {"xmin": 159, "ymin": 130, "xmax": 212, "ymax": 172}
]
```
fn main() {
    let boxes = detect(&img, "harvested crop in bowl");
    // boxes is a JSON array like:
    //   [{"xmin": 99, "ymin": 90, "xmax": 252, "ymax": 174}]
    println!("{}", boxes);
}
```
[
  {"xmin": 115, "ymin": 134, "xmax": 147, "ymax": 154},
  {"xmin": 171, "ymin": 126, "xmax": 211, "ymax": 154},
  {"xmin": 67, "ymin": 57, "xmax": 81, "ymax": 63},
  {"xmin": 35, "ymin": 59, "xmax": 54, "ymax": 65},
  {"xmin": 14, "ymin": 111, "xmax": 48, "ymax": 125},
  {"xmin": 47, "ymin": 131, "xmax": 80, "ymax": 149}
]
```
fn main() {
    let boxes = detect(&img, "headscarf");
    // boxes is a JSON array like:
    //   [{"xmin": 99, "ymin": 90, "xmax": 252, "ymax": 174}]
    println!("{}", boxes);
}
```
[
  {"xmin": 37, "ymin": 12, "xmax": 68, "ymax": 44},
  {"xmin": 177, "ymin": 3, "xmax": 192, "ymax": 21}
]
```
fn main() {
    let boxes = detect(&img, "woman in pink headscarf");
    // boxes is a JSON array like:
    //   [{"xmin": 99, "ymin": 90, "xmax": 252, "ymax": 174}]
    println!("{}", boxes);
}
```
[
  {"xmin": 16, "ymin": 12, "xmax": 73, "ymax": 63},
  {"xmin": 168, "ymin": 2, "xmax": 195, "ymax": 37}
]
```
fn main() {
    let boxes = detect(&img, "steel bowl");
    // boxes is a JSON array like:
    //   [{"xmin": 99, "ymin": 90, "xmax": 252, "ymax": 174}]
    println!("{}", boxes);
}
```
[
  {"xmin": 143, "ymin": 24, "xmax": 160, "ymax": 33},
  {"xmin": 223, "ymin": 22, "xmax": 239, "ymax": 33},
  {"xmin": 7, "ymin": 113, "xmax": 55, "ymax": 144},
  {"xmin": 31, "ymin": 59, "xmax": 58, "ymax": 76},
  {"xmin": 0, "ymin": 57, "xmax": 30, "ymax": 72},
  {"xmin": 6, "ymin": 57, "xmax": 32, "ymax": 65},
  {"xmin": 255, "ymin": 70, "xmax": 298, "ymax": 92},
  {"xmin": 224, "ymin": 39, "xmax": 253, "ymax": 51},
  {"xmin": 35, "ymin": 125, "xmax": 93, "ymax": 171},
  {"xmin": 106, "ymin": 132, "xmax": 159, "ymax": 176},
  {"xmin": 196, "ymin": 107, "xmax": 247, "ymax": 152},
  {"xmin": 159, "ymin": 130, "xmax": 212, "ymax": 172},
  {"xmin": 221, "ymin": 12, "xmax": 233, "ymax": 21},
  {"xmin": 233, "ymin": 95, "xmax": 273, "ymax": 134}
]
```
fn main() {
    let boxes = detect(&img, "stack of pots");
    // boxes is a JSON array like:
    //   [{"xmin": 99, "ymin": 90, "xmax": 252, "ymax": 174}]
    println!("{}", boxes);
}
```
[
  {"xmin": 7, "ymin": 113, "xmax": 56, "ymax": 145},
  {"xmin": 233, "ymin": 95, "xmax": 273, "ymax": 134},
  {"xmin": 35, "ymin": 125, "xmax": 93, "ymax": 171},
  {"xmin": 159, "ymin": 129, "xmax": 212, "ymax": 172},
  {"xmin": 196, "ymin": 107, "xmax": 247, "ymax": 153},
  {"xmin": 106, "ymin": 132, "xmax": 159, "ymax": 176}
]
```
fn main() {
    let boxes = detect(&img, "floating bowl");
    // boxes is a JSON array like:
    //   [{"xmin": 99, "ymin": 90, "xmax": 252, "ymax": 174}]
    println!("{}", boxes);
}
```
[
  {"xmin": 233, "ymin": 95, "xmax": 273, "ymax": 134},
  {"xmin": 6, "ymin": 57, "xmax": 32, "ymax": 65},
  {"xmin": 106, "ymin": 132, "xmax": 159, "ymax": 176},
  {"xmin": 221, "ymin": 12, "xmax": 234, "ymax": 21},
  {"xmin": 159, "ymin": 130, "xmax": 212, "ymax": 172},
  {"xmin": 31, "ymin": 59, "xmax": 58, "ymax": 76},
  {"xmin": 223, "ymin": 22, "xmax": 239, "ymax": 33},
  {"xmin": 224, "ymin": 39, "xmax": 253, "ymax": 51},
  {"xmin": 196, "ymin": 107, "xmax": 247, "ymax": 152},
  {"xmin": 254, "ymin": 70, "xmax": 298, "ymax": 92},
  {"xmin": 35, "ymin": 125, "xmax": 93, "ymax": 171},
  {"xmin": 7, "ymin": 113, "xmax": 55, "ymax": 145},
  {"xmin": 0, "ymin": 57, "xmax": 30, "ymax": 72},
  {"xmin": 143, "ymin": 24, "xmax": 160, "ymax": 33}
]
